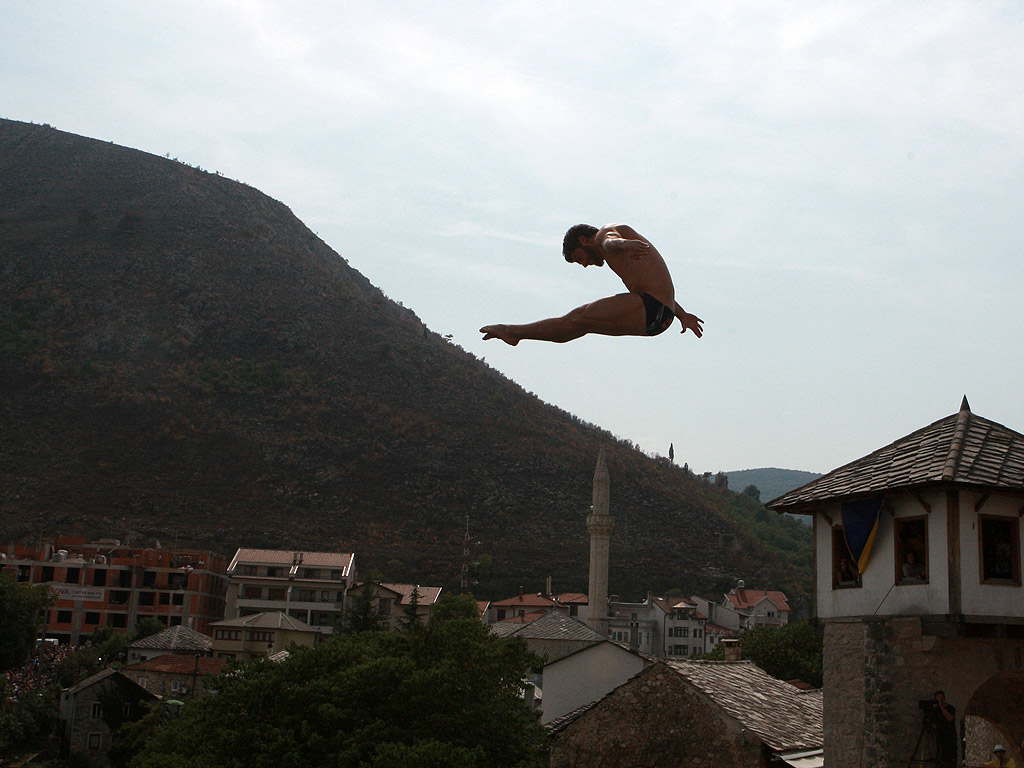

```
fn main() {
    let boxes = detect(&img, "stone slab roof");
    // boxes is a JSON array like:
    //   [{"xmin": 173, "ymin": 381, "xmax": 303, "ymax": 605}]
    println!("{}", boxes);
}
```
[
  {"xmin": 501, "ymin": 609, "xmax": 605, "ymax": 643},
  {"xmin": 769, "ymin": 397, "xmax": 1024, "ymax": 511},
  {"xmin": 127, "ymin": 625, "xmax": 212, "ymax": 652},
  {"xmin": 668, "ymin": 660, "xmax": 823, "ymax": 752}
]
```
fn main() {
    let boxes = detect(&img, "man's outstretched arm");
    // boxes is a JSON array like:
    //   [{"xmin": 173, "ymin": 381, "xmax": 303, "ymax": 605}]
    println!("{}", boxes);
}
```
[{"xmin": 674, "ymin": 302, "xmax": 703, "ymax": 338}]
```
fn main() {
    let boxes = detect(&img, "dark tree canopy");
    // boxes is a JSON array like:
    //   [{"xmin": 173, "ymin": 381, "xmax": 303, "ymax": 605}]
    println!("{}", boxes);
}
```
[
  {"xmin": 128, "ymin": 618, "xmax": 546, "ymax": 768},
  {"xmin": 701, "ymin": 621, "xmax": 822, "ymax": 688},
  {"xmin": 0, "ymin": 574, "xmax": 51, "ymax": 671}
]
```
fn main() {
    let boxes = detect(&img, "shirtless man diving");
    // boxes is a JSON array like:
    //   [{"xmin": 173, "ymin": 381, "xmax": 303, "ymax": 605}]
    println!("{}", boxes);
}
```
[{"xmin": 480, "ymin": 223, "xmax": 703, "ymax": 345}]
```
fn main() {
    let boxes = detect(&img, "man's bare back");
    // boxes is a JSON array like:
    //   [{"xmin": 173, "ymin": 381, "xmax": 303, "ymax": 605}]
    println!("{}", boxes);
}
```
[{"xmin": 480, "ymin": 223, "xmax": 703, "ymax": 346}]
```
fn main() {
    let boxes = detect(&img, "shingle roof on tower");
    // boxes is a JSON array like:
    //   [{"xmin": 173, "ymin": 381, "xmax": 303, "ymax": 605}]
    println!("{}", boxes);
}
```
[{"xmin": 768, "ymin": 397, "xmax": 1024, "ymax": 512}]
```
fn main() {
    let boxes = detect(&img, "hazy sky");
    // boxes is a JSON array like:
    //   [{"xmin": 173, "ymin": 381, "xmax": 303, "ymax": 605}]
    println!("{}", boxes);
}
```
[{"xmin": 4, "ymin": 1, "xmax": 1023, "ymax": 475}]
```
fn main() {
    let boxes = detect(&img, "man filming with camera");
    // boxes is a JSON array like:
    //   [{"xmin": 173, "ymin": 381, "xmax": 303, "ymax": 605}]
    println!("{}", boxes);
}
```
[{"xmin": 922, "ymin": 691, "xmax": 958, "ymax": 767}]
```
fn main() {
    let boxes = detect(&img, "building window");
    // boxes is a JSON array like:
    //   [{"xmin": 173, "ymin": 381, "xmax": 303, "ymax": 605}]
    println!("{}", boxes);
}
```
[
  {"xmin": 265, "ymin": 567, "xmax": 280, "ymax": 577},
  {"xmin": 92, "ymin": 569, "xmax": 107, "ymax": 586},
  {"xmin": 568, "ymin": 604, "xmax": 578, "ymax": 616},
  {"xmin": 172, "ymin": 593, "xmax": 184, "ymax": 606},
  {"xmin": 268, "ymin": 587, "xmax": 287, "ymax": 601},
  {"xmin": 41, "ymin": 566, "xmax": 55, "ymax": 582},
  {"xmin": 242, "ymin": 584, "xmax": 263, "ymax": 599},
  {"xmin": 57, "ymin": 610, "xmax": 73, "ymax": 623},
  {"xmin": 832, "ymin": 526, "xmax": 861, "ymax": 588},
  {"xmin": 142, "ymin": 571, "xmax": 156, "ymax": 587},
  {"xmin": 159, "ymin": 592, "xmax": 171, "ymax": 605},
  {"xmin": 91, "ymin": 701, "xmax": 103, "ymax": 718},
  {"xmin": 64, "ymin": 568, "xmax": 81, "ymax": 584},
  {"xmin": 84, "ymin": 612, "xmax": 100, "ymax": 625},
  {"xmin": 109, "ymin": 613, "xmax": 127, "ymax": 628},
  {"xmin": 88, "ymin": 733, "xmax": 102, "ymax": 750},
  {"xmin": 894, "ymin": 516, "xmax": 928, "ymax": 584},
  {"xmin": 242, "ymin": 565, "xmax": 257, "ymax": 576},
  {"xmin": 138, "ymin": 678, "xmax": 148, "ymax": 689},
  {"xmin": 138, "ymin": 592, "xmax": 155, "ymax": 606},
  {"xmin": 980, "ymin": 515, "xmax": 1021, "ymax": 584}
]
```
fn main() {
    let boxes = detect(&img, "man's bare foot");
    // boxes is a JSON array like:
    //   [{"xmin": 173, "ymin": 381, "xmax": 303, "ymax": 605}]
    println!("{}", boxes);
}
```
[{"xmin": 480, "ymin": 325, "xmax": 520, "ymax": 346}]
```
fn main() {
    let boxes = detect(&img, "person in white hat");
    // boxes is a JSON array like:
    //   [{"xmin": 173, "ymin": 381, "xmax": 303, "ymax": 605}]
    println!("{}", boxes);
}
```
[{"xmin": 982, "ymin": 744, "xmax": 1016, "ymax": 768}]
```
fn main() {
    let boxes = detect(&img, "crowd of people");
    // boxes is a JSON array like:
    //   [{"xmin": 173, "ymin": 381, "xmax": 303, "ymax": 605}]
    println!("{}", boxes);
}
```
[{"xmin": 3, "ymin": 643, "xmax": 75, "ymax": 702}]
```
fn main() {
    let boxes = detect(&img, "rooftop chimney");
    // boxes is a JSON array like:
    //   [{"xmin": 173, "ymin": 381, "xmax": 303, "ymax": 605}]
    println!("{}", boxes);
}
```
[{"xmin": 722, "ymin": 638, "xmax": 742, "ymax": 662}]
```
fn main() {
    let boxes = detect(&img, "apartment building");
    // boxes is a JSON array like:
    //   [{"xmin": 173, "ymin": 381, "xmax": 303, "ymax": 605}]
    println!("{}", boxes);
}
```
[
  {"xmin": 1, "ymin": 536, "xmax": 228, "ymax": 643},
  {"xmin": 224, "ymin": 548, "xmax": 355, "ymax": 635}
]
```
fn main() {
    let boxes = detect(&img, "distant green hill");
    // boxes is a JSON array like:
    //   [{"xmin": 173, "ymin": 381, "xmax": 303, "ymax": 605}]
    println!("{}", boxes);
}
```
[{"xmin": 724, "ymin": 468, "xmax": 822, "ymax": 506}]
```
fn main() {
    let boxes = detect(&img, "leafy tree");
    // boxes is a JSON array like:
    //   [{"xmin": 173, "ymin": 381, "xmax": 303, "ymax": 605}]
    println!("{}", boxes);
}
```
[
  {"xmin": 701, "ymin": 621, "xmax": 822, "ymax": 687},
  {"xmin": 132, "ymin": 617, "xmax": 166, "ymax": 641},
  {"xmin": 0, "ymin": 573, "xmax": 52, "ymax": 671},
  {"xmin": 128, "ymin": 618, "xmax": 546, "ymax": 768},
  {"xmin": 668, "ymin": 443, "xmax": 675, "ymax": 462},
  {"xmin": 429, "ymin": 593, "xmax": 480, "ymax": 623},
  {"xmin": 743, "ymin": 484, "xmax": 761, "ymax": 501}
]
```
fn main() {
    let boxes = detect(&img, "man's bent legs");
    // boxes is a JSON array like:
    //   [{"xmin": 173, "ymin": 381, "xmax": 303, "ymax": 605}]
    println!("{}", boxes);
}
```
[{"xmin": 481, "ymin": 293, "xmax": 647, "ymax": 345}]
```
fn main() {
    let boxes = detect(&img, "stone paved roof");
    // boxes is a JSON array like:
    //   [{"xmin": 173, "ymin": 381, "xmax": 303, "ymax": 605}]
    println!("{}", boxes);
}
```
[
  {"xmin": 503, "ymin": 609, "xmax": 605, "ymax": 643},
  {"xmin": 768, "ymin": 397, "xmax": 1024, "ymax": 511},
  {"xmin": 668, "ymin": 660, "xmax": 823, "ymax": 752},
  {"xmin": 127, "ymin": 625, "xmax": 212, "ymax": 652}
]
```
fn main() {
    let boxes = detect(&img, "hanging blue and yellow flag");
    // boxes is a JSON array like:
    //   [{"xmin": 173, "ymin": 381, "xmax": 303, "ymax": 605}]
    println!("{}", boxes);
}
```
[{"xmin": 842, "ymin": 497, "xmax": 884, "ymax": 574}]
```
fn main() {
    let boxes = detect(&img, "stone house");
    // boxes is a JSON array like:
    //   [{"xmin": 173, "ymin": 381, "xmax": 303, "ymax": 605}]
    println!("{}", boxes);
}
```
[
  {"xmin": 125, "ymin": 624, "xmax": 212, "ymax": 663},
  {"xmin": 210, "ymin": 610, "xmax": 318, "ymax": 659},
  {"xmin": 548, "ymin": 658, "xmax": 823, "ymax": 767},
  {"xmin": 768, "ymin": 397, "xmax": 1024, "ymax": 767},
  {"xmin": 540, "ymin": 639, "xmax": 649, "ymax": 724},
  {"xmin": 122, "ymin": 653, "xmax": 227, "ymax": 699},
  {"xmin": 59, "ymin": 668, "xmax": 157, "ymax": 766}
]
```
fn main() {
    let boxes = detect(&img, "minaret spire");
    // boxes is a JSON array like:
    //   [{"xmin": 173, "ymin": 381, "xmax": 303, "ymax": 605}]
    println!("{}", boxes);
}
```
[{"xmin": 587, "ymin": 448, "xmax": 614, "ymax": 635}]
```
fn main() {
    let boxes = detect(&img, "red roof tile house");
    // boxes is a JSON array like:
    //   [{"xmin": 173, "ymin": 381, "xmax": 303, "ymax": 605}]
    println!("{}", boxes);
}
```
[
  {"xmin": 122, "ymin": 654, "xmax": 227, "ymax": 700},
  {"xmin": 724, "ymin": 586, "xmax": 791, "ymax": 629},
  {"xmin": 490, "ymin": 591, "xmax": 556, "ymax": 622}
]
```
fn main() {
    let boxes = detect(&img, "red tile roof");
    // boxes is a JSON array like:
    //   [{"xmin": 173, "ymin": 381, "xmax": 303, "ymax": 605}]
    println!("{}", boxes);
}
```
[
  {"xmin": 493, "ymin": 592, "xmax": 556, "ymax": 609},
  {"xmin": 726, "ymin": 589, "xmax": 791, "ymax": 613},
  {"xmin": 229, "ymin": 548, "xmax": 354, "ymax": 571},
  {"xmin": 378, "ymin": 583, "xmax": 443, "ymax": 606},
  {"xmin": 124, "ymin": 655, "xmax": 227, "ymax": 675}
]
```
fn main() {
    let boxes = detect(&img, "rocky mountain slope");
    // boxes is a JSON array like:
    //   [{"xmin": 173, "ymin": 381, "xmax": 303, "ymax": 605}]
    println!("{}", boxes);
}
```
[{"xmin": 0, "ymin": 119, "xmax": 811, "ymax": 606}]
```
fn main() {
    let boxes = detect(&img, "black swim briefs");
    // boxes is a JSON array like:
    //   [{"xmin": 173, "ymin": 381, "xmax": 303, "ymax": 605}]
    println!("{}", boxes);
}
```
[{"xmin": 639, "ymin": 293, "xmax": 674, "ymax": 337}]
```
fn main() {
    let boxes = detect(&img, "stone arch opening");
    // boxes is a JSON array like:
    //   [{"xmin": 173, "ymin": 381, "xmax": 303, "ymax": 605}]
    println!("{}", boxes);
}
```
[{"xmin": 963, "ymin": 669, "xmax": 1024, "ymax": 766}]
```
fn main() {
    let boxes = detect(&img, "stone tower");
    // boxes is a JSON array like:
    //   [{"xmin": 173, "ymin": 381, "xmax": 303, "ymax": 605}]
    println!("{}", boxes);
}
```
[{"xmin": 587, "ymin": 448, "xmax": 613, "ymax": 635}]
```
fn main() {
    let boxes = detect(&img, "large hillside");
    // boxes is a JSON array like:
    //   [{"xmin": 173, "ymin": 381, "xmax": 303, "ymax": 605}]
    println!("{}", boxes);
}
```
[{"xmin": 0, "ymin": 119, "xmax": 811, "ymax": 607}]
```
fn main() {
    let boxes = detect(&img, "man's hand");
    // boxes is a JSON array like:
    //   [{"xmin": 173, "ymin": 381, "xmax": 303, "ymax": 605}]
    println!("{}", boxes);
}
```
[{"xmin": 678, "ymin": 312, "xmax": 703, "ymax": 338}]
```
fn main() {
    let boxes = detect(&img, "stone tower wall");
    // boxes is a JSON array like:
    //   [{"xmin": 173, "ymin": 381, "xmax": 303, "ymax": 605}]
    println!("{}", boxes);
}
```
[{"xmin": 823, "ymin": 617, "xmax": 1024, "ymax": 767}]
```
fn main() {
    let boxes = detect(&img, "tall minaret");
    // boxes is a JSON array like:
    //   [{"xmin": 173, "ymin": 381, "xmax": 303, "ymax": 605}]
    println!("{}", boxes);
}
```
[{"xmin": 587, "ymin": 448, "xmax": 614, "ymax": 635}]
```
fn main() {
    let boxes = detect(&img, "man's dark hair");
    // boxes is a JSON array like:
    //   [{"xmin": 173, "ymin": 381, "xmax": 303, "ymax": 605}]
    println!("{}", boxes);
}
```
[{"xmin": 562, "ymin": 224, "xmax": 598, "ymax": 261}]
